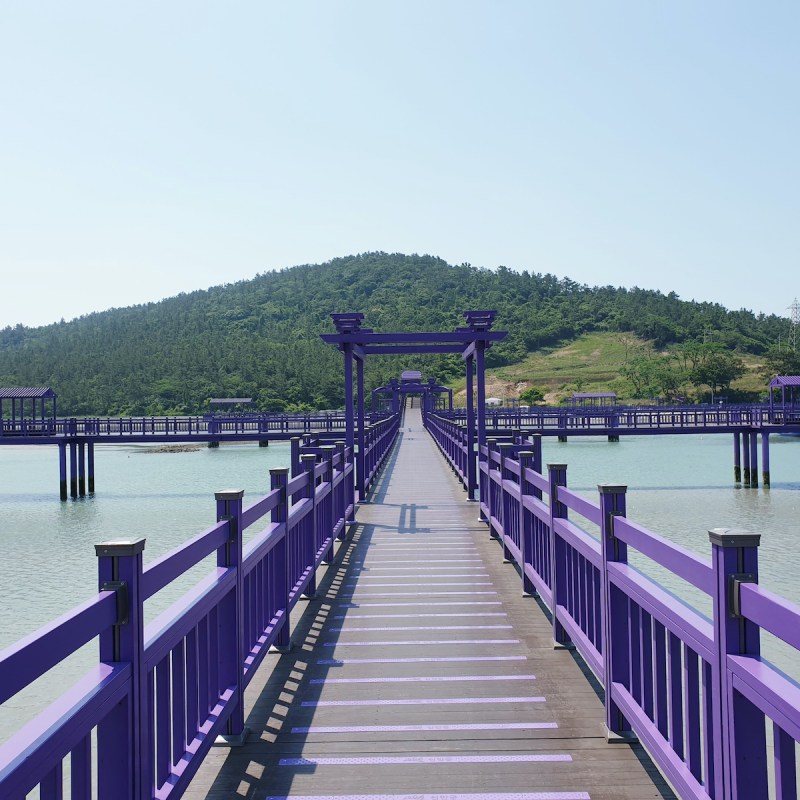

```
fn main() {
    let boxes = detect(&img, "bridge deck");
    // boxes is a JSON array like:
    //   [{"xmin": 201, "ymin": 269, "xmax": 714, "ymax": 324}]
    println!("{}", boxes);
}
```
[{"xmin": 187, "ymin": 409, "xmax": 674, "ymax": 800}]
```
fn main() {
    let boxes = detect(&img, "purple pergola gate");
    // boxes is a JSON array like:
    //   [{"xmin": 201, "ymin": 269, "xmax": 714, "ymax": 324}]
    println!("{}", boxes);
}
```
[{"xmin": 321, "ymin": 311, "xmax": 507, "ymax": 501}]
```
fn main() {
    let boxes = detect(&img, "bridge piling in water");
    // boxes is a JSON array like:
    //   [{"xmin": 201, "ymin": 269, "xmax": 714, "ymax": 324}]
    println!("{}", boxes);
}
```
[
  {"xmin": 762, "ymin": 432, "xmax": 770, "ymax": 486},
  {"xmin": 749, "ymin": 431, "xmax": 759, "ymax": 488},
  {"xmin": 733, "ymin": 432, "xmax": 742, "ymax": 483}
]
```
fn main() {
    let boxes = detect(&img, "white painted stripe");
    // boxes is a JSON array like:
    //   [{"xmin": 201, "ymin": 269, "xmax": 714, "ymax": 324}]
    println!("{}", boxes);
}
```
[
  {"xmin": 291, "ymin": 722, "xmax": 558, "ymax": 733},
  {"xmin": 280, "ymin": 754, "xmax": 567, "ymax": 765},
  {"xmin": 312, "ymin": 674, "xmax": 536, "ymax": 684},
  {"xmin": 301, "ymin": 696, "xmax": 545, "ymax": 707}
]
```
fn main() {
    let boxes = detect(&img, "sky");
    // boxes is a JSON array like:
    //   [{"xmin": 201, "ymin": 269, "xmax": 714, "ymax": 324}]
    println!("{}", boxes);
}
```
[{"xmin": 1, "ymin": 1, "xmax": 798, "ymax": 329}]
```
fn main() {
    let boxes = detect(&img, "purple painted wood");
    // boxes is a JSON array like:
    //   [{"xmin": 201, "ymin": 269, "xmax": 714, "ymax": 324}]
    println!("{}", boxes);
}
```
[
  {"xmin": 425, "ymin": 414, "xmax": 800, "ymax": 800},
  {"xmin": 0, "ymin": 417, "xmax": 395, "ymax": 800}
]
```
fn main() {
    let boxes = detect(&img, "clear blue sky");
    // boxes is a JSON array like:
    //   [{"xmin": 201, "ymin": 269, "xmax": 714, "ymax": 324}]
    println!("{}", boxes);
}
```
[{"xmin": 1, "ymin": 1, "xmax": 798, "ymax": 328}]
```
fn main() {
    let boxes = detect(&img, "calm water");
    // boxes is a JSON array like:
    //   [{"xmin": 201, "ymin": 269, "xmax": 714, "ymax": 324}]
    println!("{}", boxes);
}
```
[{"xmin": 1, "ymin": 433, "xmax": 799, "ymax": 740}]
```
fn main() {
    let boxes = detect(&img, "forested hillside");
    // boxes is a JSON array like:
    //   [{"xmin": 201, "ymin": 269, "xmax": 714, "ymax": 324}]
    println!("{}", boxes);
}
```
[{"xmin": 0, "ymin": 253, "xmax": 790, "ymax": 414}]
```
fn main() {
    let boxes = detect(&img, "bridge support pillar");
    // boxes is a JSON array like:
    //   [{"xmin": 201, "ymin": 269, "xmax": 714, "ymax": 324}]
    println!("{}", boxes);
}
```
[
  {"xmin": 78, "ymin": 442, "xmax": 86, "ymax": 496},
  {"xmin": 749, "ymin": 431, "xmax": 759, "ymax": 488},
  {"xmin": 762, "ymin": 432, "xmax": 770, "ymax": 487},
  {"xmin": 87, "ymin": 442, "xmax": 95, "ymax": 494},
  {"xmin": 58, "ymin": 443, "xmax": 67, "ymax": 500},
  {"xmin": 69, "ymin": 442, "xmax": 78, "ymax": 498},
  {"xmin": 733, "ymin": 432, "xmax": 741, "ymax": 484},
  {"xmin": 742, "ymin": 433, "xmax": 751, "ymax": 487},
  {"xmin": 558, "ymin": 435, "xmax": 568, "ymax": 443},
  {"xmin": 607, "ymin": 435, "xmax": 619, "ymax": 442},
  {"xmin": 259, "ymin": 439, "xmax": 269, "ymax": 447}
]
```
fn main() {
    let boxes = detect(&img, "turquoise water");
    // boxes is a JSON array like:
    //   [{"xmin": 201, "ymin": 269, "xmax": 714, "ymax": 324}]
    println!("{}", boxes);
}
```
[{"xmin": 1, "ymin": 432, "xmax": 799, "ymax": 741}]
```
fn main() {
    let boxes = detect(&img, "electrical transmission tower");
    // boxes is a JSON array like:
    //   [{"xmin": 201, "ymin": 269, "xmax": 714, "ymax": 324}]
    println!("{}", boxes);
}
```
[{"xmin": 789, "ymin": 298, "xmax": 800, "ymax": 352}]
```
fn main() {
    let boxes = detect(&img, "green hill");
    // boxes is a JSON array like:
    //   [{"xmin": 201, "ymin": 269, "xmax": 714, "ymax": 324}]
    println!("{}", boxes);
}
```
[{"xmin": 0, "ymin": 253, "xmax": 789, "ymax": 414}]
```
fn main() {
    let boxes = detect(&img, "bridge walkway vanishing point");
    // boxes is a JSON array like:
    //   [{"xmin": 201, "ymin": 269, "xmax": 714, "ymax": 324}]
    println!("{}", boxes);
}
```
[{"xmin": 187, "ymin": 408, "xmax": 674, "ymax": 800}]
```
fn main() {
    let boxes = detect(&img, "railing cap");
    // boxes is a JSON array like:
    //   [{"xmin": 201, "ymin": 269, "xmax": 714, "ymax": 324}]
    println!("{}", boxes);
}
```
[
  {"xmin": 320, "ymin": 444, "xmax": 336, "ymax": 452},
  {"xmin": 95, "ymin": 538, "xmax": 146, "ymax": 557},
  {"xmin": 300, "ymin": 453, "xmax": 317, "ymax": 462},
  {"xmin": 708, "ymin": 528, "xmax": 761, "ymax": 548},
  {"xmin": 270, "ymin": 467, "xmax": 290, "ymax": 475},
  {"xmin": 214, "ymin": 489, "xmax": 245, "ymax": 501},
  {"xmin": 598, "ymin": 484, "xmax": 628, "ymax": 495},
  {"xmin": 518, "ymin": 450, "xmax": 535, "ymax": 458},
  {"xmin": 547, "ymin": 463, "xmax": 568, "ymax": 471}
]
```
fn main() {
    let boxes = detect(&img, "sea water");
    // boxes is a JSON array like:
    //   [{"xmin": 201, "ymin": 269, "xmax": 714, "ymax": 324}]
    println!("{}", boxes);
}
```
[{"xmin": 1, "ymin": 433, "xmax": 799, "ymax": 742}]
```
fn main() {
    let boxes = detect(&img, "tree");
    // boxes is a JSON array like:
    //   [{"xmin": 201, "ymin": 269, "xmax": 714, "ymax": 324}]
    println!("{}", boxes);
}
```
[
  {"xmin": 519, "ymin": 387, "xmax": 544, "ymax": 405},
  {"xmin": 690, "ymin": 349, "xmax": 745, "ymax": 395}
]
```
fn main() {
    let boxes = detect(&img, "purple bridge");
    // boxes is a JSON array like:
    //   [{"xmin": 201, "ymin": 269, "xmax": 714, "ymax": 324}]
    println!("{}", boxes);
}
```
[{"xmin": 1, "ymin": 313, "xmax": 799, "ymax": 800}]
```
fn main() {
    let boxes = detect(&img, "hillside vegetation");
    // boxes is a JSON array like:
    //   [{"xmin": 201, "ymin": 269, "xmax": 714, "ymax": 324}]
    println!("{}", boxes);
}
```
[{"xmin": 0, "ymin": 253, "xmax": 793, "ymax": 415}]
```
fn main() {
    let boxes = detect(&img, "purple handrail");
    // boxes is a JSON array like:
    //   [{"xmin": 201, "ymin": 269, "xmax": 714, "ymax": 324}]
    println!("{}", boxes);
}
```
[
  {"xmin": 423, "ymin": 408, "xmax": 800, "ymax": 800},
  {"xmin": 0, "ymin": 413, "xmax": 400, "ymax": 800}
]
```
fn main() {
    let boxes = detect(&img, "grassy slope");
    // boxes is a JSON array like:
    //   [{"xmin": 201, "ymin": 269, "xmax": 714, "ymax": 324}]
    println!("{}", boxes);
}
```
[{"xmin": 451, "ymin": 332, "xmax": 769, "ymax": 405}]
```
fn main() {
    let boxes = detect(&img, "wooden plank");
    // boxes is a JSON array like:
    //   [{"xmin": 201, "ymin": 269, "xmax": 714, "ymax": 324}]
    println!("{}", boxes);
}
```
[{"xmin": 185, "ymin": 409, "xmax": 676, "ymax": 800}]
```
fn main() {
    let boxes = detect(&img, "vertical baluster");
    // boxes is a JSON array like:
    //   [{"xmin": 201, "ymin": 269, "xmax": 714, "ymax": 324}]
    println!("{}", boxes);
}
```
[
  {"xmin": 654, "ymin": 620, "xmax": 669, "ymax": 739},
  {"xmin": 171, "ymin": 640, "xmax": 186, "ymax": 769},
  {"xmin": 773, "ymin": 724, "xmax": 797, "ymax": 800},
  {"xmin": 684, "ymin": 647, "xmax": 702, "ymax": 782},
  {"xmin": 669, "ymin": 632, "xmax": 684, "ymax": 760},
  {"xmin": 155, "ymin": 657, "xmax": 171, "ymax": 786}
]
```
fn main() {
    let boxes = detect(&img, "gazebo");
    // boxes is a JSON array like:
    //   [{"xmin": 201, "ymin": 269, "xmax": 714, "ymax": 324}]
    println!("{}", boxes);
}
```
[
  {"xmin": 768, "ymin": 376, "xmax": 800, "ymax": 423},
  {"xmin": 570, "ymin": 392, "xmax": 617, "ymax": 407},
  {"xmin": 0, "ymin": 387, "xmax": 57, "ymax": 434}
]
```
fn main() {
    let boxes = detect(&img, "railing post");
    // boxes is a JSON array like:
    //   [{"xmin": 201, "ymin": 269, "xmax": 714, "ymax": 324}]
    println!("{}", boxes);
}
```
[
  {"xmin": 548, "ymin": 463, "xmax": 570, "ymax": 648},
  {"xmin": 497, "ymin": 442, "xmax": 515, "ymax": 561},
  {"xmin": 301, "ymin": 454, "xmax": 318, "ymax": 598},
  {"xmin": 320, "ymin": 445, "xmax": 337, "ymax": 563},
  {"xmin": 528, "ymin": 434, "xmax": 543, "ymax": 499},
  {"xmin": 598, "ymin": 484, "xmax": 635, "ymax": 742},
  {"xmin": 270, "ymin": 468, "xmax": 292, "ymax": 651},
  {"xmin": 709, "ymin": 528, "xmax": 763, "ymax": 800},
  {"xmin": 485, "ymin": 438, "xmax": 498, "ymax": 534},
  {"xmin": 95, "ymin": 538, "xmax": 147, "ymax": 800},
  {"xmin": 518, "ymin": 451, "xmax": 536, "ymax": 596},
  {"xmin": 334, "ymin": 441, "xmax": 348, "ymax": 537},
  {"xmin": 214, "ymin": 489, "xmax": 247, "ymax": 744},
  {"xmin": 290, "ymin": 436, "xmax": 301, "ymax": 477}
]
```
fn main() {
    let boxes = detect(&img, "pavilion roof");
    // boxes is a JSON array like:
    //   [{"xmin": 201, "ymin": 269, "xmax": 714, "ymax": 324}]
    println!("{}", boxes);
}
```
[
  {"xmin": 0, "ymin": 387, "xmax": 57, "ymax": 399},
  {"xmin": 209, "ymin": 398, "xmax": 253, "ymax": 404},
  {"xmin": 768, "ymin": 376, "xmax": 800, "ymax": 388}
]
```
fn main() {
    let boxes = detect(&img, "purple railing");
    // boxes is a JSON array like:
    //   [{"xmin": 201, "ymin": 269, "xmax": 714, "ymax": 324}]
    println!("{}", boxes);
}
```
[
  {"xmin": 0, "ymin": 417, "xmax": 399, "ymax": 800},
  {"xmin": 0, "ymin": 411, "xmax": 394, "ymax": 439},
  {"xmin": 440, "ymin": 403, "xmax": 790, "ymax": 432},
  {"xmin": 425, "ymin": 411, "xmax": 800, "ymax": 800}
]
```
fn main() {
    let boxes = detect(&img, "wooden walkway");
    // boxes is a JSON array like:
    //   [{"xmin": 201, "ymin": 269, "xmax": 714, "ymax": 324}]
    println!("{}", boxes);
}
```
[{"xmin": 187, "ymin": 408, "xmax": 675, "ymax": 800}]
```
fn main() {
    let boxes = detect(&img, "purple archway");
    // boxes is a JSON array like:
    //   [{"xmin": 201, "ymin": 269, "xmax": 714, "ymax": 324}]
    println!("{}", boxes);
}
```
[{"xmin": 321, "ymin": 311, "xmax": 507, "ymax": 501}]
